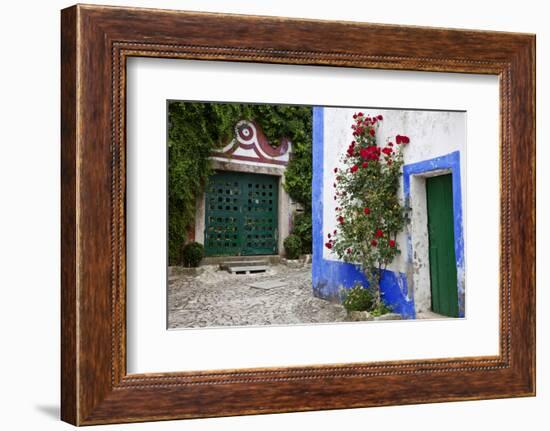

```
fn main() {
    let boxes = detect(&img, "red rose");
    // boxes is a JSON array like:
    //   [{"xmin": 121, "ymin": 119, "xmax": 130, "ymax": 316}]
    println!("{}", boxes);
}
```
[
  {"xmin": 334, "ymin": 167, "xmax": 338, "ymax": 173},
  {"xmin": 350, "ymin": 164, "xmax": 359, "ymax": 173},
  {"xmin": 369, "ymin": 128, "xmax": 375, "ymax": 137},
  {"xmin": 364, "ymin": 207, "xmax": 370, "ymax": 215},
  {"xmin": 389, "ymin": 239, "xmax": 396, "ymax": 247},
  {"xmin": 333, "ymin": 183, "xmax": 336, "ymax": 188},
  {"xmin": 325, "ymin": 242, "xmax": 333, "ymax": 249},
  {"xmin": 377, "ymin": 114, "xmax": 383, "ymax": 120},
  {"xmin": 396, "ymin": 134, "xmax": 410, "ymax": 145},
  {"xmin": 327, "ymin": 233, "xmax": 331, "ymax": 238},
  {"xmin": 371, "ymin": 239, "xmax": 378, "ymax": 247},
  {"xmin": 382, "ymin": 147, "xmax": 393, "ymax": 156},
  {"xmin": 333, "ymin": 229, "xmax": 337, "ymax": 235},
  {"xmin": 375, "ymin": 229, "xmax": 384, "ymax": 238},
  {"xmin": 362, "ymin": 161, "xmax": 368, "ymax": 168},
  {"xmin": 357, "ymin": 112, "xmax": 363, "ymax": 117},
  {"xmin": 347, "ymin": 248, "xmax": 352, "ymax": 254},
  {"xmin": 338, "ymin": 215, "xmax": 345, "ymax": 224},
  {"xmin": 388, "ymin": 142, "xmax": 394, "ymax": 147},
  {"xmin": 360, "ymin": 146, "xmax": 381, "ymax": 161}
]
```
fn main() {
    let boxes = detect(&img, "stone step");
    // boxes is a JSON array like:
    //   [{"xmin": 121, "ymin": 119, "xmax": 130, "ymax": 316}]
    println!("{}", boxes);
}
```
[
  {"xmin": 202, "ymin": 254, "xmax": 281, "ymax": 265},
  {"xmin": 219, "ymin": 260, "xmax": 268, "ymax": 270},
  {"xmin": 226, "ymin": 265, "xmax": 269, "ymax": 275}
]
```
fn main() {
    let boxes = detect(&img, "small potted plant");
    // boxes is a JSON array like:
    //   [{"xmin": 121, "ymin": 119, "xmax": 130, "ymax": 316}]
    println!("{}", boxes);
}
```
[
  {"xmin": 341, "ymin": 283, "xmax": 375, "ymax": 321},
  {"xmin": 180, "ymin": 241, "xmax": 205, "ymax": 275},
  {"xmin": 283, "ymin": 234, "xmax": 303, "ymax": 268},
  {"xmin": 341, "ymin": 283, "xmax": 398, "ymax": 321}
]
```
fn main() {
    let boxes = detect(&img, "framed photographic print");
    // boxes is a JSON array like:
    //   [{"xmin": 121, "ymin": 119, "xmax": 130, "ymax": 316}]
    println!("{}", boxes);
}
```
[{"xmin": 61, "ymin": 4, "xmax": 535, "ymax": 425}]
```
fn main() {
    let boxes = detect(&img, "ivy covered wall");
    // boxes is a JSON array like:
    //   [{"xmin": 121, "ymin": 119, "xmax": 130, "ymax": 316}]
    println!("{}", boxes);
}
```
[{"xmin": 168, "ymin": 101, "xmax": 312, "ymax": 264}]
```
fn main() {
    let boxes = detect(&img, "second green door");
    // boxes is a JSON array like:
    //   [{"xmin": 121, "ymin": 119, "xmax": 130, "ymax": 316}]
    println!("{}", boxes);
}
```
[{"xmin": 426, "ymin": 174, "xmax": 459, "ymax": 317}]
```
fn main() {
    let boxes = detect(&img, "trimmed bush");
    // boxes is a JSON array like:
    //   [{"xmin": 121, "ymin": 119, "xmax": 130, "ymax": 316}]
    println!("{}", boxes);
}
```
[
  {"xmin": 283, "ymin": 234, "xmax": 302, "ymax": 260},
  {"xmin": 182, "ymin": 242, "xmax": 204, "ymax": 268},
  {"xmin": 291, "ymin": 212, "xmax": 312, "ymax": 254}
]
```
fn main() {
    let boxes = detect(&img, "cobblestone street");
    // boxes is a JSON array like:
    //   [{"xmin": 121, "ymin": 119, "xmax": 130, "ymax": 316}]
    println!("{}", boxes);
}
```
[{"xmin": 168, "ymin": 264, "xmax": 347, "ymax": 329}]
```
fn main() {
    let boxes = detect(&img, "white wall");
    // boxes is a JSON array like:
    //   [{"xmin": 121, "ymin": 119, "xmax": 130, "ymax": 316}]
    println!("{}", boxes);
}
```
[
  {"xmin": 0, "ymin": 1, "xmax": 547, "ymax": 430},
  {"xmin": 322, "ymin": 107, "xmax": 466, "ymax": 275}
]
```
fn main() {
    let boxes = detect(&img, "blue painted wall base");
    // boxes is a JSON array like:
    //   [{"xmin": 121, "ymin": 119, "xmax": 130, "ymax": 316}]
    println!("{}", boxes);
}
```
[{"xmin": 312, "ymin": 263, "xmax": 415, "ymax": 319}]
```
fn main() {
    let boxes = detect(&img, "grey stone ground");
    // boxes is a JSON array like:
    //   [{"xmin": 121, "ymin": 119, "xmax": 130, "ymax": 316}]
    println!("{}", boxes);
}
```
[{"xmin": 168, "ymin": 264, "xmax": 347, "ymax": 329}]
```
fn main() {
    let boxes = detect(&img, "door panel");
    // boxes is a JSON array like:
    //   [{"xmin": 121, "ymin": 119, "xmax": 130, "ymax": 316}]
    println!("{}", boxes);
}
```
[
  {"xmin": 204, "ymin": 174, "xmax": 242, "ymax": 256},
  {"xmin": 426, "ymin": 174, "xmax": 459, "ymax": 317},
  {"xmin": 241, "ymin": 177, "xmax": 279, "ymax": 256},
  {"xmin": 204, "ymin": 171, "xmax": 278, "ymax": 256}
]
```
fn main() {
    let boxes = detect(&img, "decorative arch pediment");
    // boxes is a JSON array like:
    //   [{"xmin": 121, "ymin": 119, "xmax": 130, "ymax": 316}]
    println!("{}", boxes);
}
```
[{"xmin": 211, "ymin": 120, "xmax": 292, "ymax": 166}]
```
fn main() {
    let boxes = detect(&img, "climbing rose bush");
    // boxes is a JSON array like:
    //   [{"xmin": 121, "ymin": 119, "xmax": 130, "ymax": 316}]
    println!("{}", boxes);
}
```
[{"xmin": 325, "ymin": 113, "xmax": 410, "ymax": 306}]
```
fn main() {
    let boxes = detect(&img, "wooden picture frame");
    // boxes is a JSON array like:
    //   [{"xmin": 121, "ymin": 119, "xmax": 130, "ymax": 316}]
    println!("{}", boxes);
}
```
[{"xmin": 61, "ymin": 4, "xmax": 536, "ymax": 425}]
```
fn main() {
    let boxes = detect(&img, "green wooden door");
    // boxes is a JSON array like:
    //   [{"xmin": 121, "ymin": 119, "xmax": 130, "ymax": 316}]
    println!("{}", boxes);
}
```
[
  {"xmin": 426, "ymin": 174, "xmax": 459, "ymax": 317},
  {"xmin": 204, "ymin": 171, "xmax": 278, "ymax": 256}
]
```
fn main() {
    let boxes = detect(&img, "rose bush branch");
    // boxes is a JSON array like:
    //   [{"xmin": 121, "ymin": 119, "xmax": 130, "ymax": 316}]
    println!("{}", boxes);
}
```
[{"xmin": 325, "ymin": 113, "xmax": 410, "ymax": 308}]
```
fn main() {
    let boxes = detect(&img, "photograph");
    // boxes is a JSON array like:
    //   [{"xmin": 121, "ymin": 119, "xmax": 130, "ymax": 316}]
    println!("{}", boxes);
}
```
[
  {"xmin": 50, "ymin": 2, "xmax": 536, "ymax": 426},
  {"xmin": 167, "ymin": 101, "xmax": 466, "ymax": 329}
]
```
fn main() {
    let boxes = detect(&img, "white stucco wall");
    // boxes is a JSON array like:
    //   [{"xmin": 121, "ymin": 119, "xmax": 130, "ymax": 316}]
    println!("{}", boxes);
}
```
[{"xmin": 322, "ymin": 107, "xmax": 466, "ymax": 311}]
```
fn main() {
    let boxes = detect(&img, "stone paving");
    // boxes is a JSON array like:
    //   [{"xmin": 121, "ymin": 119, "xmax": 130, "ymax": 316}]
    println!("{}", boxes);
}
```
[{"xmin": 168, "ymin": 264, "xmax": 347, "ymax": 329}]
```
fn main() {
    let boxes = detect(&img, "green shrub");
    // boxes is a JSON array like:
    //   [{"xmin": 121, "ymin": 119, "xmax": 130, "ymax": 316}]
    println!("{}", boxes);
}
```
[
  {"xmin": 283, "ymin": 235, "xmax": 302, "ymax": 260},
  {"xmin": 291, "ymin": 212, "xmax": 312, "ymax": 254},
  {"xmin": 283, "ymin": 138, "xmax": 312, "ymax": 211},
  {"xmin": 370, "ymin": 301, "xmax": 392, "ymax": 317},
  {"xmin": 341, "ymin": 284, "xmax": 375, "ymax": 312},
  {"xmin": 182, "ymin": 242, "xmax": 204, "ymax": 268}
]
